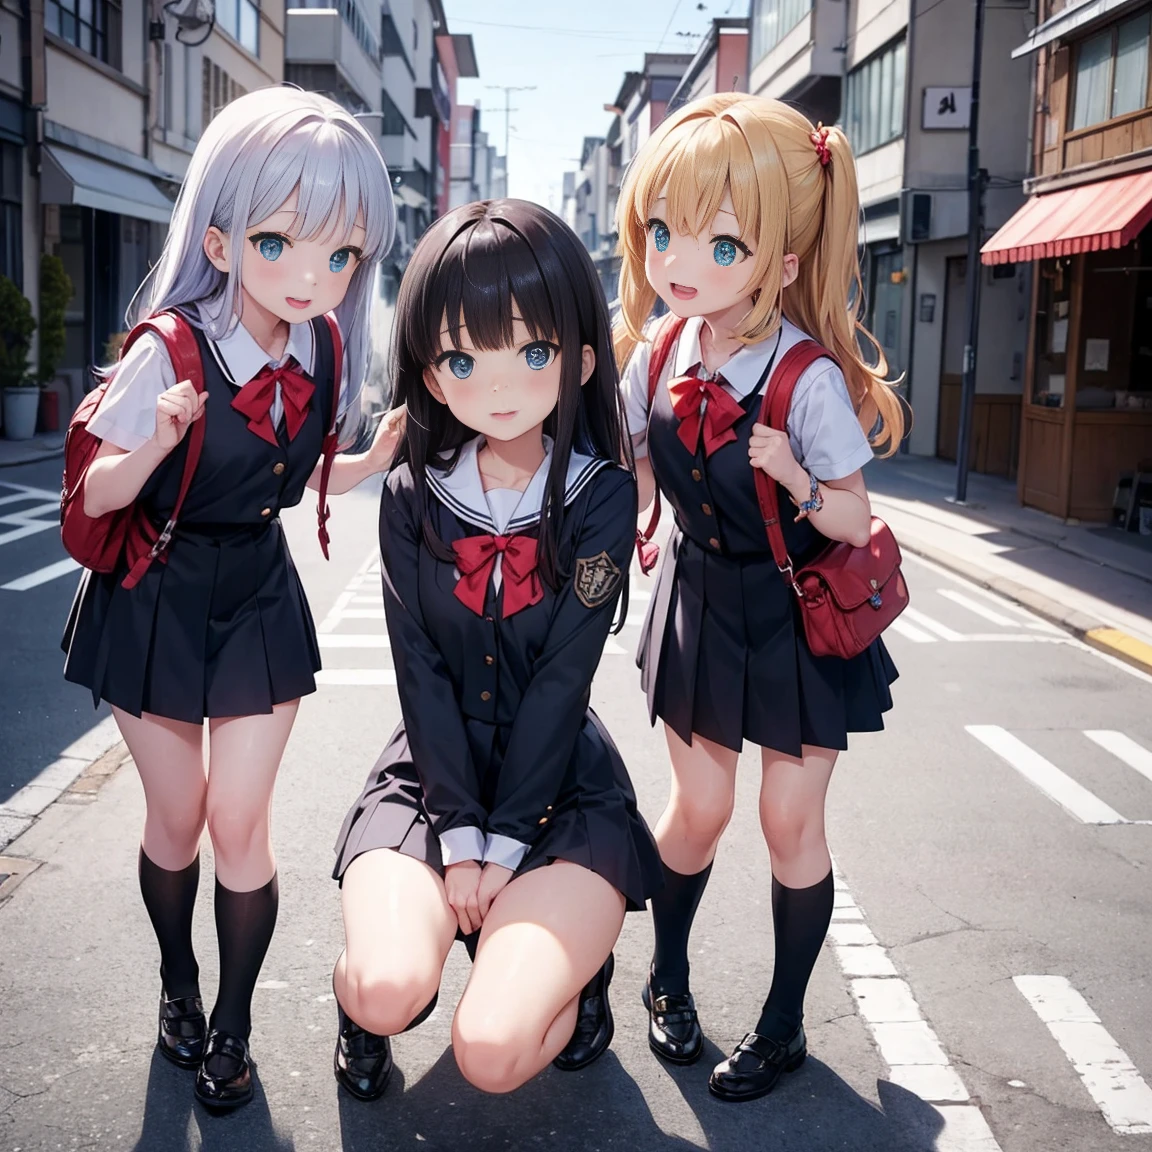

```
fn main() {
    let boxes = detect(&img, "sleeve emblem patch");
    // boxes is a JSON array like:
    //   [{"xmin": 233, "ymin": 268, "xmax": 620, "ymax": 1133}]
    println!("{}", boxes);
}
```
[{"xmin": 574, "ymin": 551, "xmax": 623, "ymax": 609}]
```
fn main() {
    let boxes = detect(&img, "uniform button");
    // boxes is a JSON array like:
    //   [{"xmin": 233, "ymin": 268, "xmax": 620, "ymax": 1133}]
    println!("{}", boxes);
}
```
[
  {"xmin": 709, "ymin": 536, "xmax": 720, "ymax": 549},
  {"xmin": 701, "ymin": 503, "xmax": 712, "ymax": 516},
  {"xmin": 480, "ymin": 690, "xmax": 491, "ymax": 702},
  {"xmin": 272, "ymin": 462, "xmax": 286, "ymax": 476},
  {"xmin": 484, "ymin": 654, "xmax": 494, "ymax": 665},
  {"xmin": 261, "ymin": 507, "xmax": 272, "ymax": 518},
  {"xmin": 538, "ymin": 817, "xmax": 548, "ymax": 825},
  {"xmin": 485, "ymin": 615, "xmax": 494, "ymax": 623},
  {"xmin": 691, "ymin": 468, "xmax": 702, "ymax": 482}
]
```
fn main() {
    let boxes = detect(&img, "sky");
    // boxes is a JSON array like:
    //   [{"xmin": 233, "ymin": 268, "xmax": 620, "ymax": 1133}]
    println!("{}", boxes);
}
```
[{"xmin": 447, "ymin": 0, "xmax": 750, "ymax": 211}]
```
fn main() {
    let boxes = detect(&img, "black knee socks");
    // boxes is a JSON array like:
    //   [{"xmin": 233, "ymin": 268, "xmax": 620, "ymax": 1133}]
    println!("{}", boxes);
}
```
[
  {"xmin": 757, "ymin": 870, "xmax": 834, "ymax": 1040},
  {"xmin": 211, "ymin": 874, "xmax": 279, "ymax": 1039},
  {"xmin": 138, "ymin": 848, "xmax": 201, "ymax": 1000},
  {"xmin": 649, "ymin": 862, "xmax": 713, "ymax": 996}
]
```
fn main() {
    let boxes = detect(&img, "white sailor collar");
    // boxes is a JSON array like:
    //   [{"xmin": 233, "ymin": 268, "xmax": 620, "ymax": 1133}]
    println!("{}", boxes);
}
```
[
  {"xmin": 672, "ymin": 313, "xmax": 790, "ymax": 400},
  {"xmin": 206, "ymin": 313, "xmax": 317, "ymax": 389},
  {"xmin": 427, "ymin": 435, "xmax": 611, "ymax": 532}
]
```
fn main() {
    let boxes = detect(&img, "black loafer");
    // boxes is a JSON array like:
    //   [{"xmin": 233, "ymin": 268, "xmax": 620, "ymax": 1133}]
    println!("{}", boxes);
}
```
[
  {"xmin": 708, "ymin": 1026, "xmax": 807, "ymax": 1102},
  {"xmin": 334, "ymin": 1004, "xmax": 393, "ymax": 1101},
  {"xmin": 194, "ymin": 1029, "xmax": 253, "ymax": 1111},
  {"xmin": 641, "ymin": 976, "xmax": 703, "ymax": 1065},
  {"xmin": 157, "ymin": 990, "xmax": 206, "ymax": 1070},
  {"xmin": 553, "ymin": 953, "xmax": 615, "ymax": 1071}
]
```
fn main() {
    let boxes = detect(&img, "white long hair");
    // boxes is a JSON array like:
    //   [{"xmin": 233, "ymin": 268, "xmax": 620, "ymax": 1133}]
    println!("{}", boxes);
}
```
[{"xmin": 126, "ymin": 86, "xmax": 396, "ymax": 435}]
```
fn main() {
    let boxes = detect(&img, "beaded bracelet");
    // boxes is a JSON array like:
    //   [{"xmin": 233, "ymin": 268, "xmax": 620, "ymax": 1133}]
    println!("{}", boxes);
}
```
[{"xmin": 793, "ymin": 471, "xmax": 823, "ymax": 521}]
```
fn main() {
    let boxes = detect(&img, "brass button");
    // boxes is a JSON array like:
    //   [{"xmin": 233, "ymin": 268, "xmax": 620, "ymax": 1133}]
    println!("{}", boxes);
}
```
[
  {"xmin": 480, "ymin": 690, "xmax": 491, "ymax": 702},
  {"xmin": 546, "ymin": 805, "xmax": 553, "ymax": 811},
  {"xmin": 484, "ymin": 654, "xmax": 494, "ymax": 665},
  {"xmin": 261, "ymin": 507, "xmax": 272, "ymax": 517},
  {"xmin": 538, "ymin": 817, "xmax": 548, "ymax": 825},
  {"xmin": 691, "ymin": 468, "xmax": 702, "ymax": 482},
  {"xmin": 485, "ymin": 615, "xmax": 494, "ymax": 623},
  {"xmin": 709, "ymin": 536, "xmax": 720, "ymax": 549},
  {"xmin": 701, "ymin": 503, "xmax": 712, "ymax": 516},
  {"xmin": 272, "ymin": 462, "xmax": 286, "ymax": 476}
]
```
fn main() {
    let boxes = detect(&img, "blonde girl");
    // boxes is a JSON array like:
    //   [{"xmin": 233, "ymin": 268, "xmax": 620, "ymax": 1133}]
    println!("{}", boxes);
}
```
[{"xmin": 616, "ymin": 92, "xmax": 904, "ymax": 1102}]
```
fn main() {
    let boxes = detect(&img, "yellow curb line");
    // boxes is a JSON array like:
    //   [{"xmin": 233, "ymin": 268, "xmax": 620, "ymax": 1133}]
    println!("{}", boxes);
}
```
[{"xmin": 1084, "ymin": 628, "xmax": 1152, "ymax": 675}]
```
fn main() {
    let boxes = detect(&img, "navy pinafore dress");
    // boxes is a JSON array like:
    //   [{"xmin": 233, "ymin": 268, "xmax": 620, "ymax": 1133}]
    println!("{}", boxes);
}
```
[{"xmin": 61, "ymin": 317, "xmax": 337, "ymax": 724}]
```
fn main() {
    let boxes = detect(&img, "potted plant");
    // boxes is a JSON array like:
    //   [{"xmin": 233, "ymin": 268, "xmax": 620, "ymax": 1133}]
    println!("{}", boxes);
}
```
[
  {"xmin": 0, "ymin": 274, "xmax": 38, "ymax": 441},
  {"xmin": 37, "ymin": 253, "xmax": 73, "ymax": 433}
]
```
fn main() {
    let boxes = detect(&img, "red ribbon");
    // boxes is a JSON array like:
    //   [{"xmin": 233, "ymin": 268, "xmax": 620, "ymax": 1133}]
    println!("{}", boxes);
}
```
[
  {"xmin": 230, "ymin": 358, "xmax": 315, "ymax": 446},
  {"xmin": 811, "ymin": 123, "xmax": 832, "ymax": 168},
  {"xmin": 667, "ymin": 372, "xmax": 746, "ymax": 456},
  {"xmin": 451, "ymin": 533, "xmax": 543, "ymax": 619}
]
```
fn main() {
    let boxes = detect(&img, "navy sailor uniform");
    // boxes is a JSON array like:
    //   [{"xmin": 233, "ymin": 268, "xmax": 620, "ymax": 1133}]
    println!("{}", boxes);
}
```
[
  {"xmin": 61, "ymin": 314, "xmax": 339, "ymax": 723},
  {"xmin": 332, "ymin": 437, "xmax": 664, "ymax": 911},
  {"xmin": 624, "ymin": 316, "xmax": 898, "ymax": 757}
]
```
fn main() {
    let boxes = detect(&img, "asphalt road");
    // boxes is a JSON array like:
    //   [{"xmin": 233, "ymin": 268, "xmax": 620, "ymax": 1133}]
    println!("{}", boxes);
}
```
[{"xmin": 1, "ymin": 473, "xmax": 1151, "ymax": 1152}]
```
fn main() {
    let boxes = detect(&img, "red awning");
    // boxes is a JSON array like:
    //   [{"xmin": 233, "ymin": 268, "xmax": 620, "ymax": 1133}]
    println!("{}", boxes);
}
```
[{"xmin": 980, "ymin": 169, "xmax": 1152, "ymax": 265}]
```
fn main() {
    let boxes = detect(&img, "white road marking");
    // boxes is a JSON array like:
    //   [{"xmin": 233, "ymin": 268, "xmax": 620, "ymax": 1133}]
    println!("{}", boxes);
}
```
[
  {"xmin": 1084, "ymin": 730, "xmax": 1152, "ymax": 786},
  {"xmin": 888, "ymin": 617, "xmax": 937, "ymax": 643},
  {"xmin": 829, "ymin": 866, "xmax": 1004, "ymax": 1148},
  {"xmin": 315, "ymin": 669, "xmax": 397, "ymax": 686},
  {"xmin": 903, "ymin": 606, "xmax": 965, "ymax": 641},
  {"xmin": 1, "ymin": 557, "xmax": 80, "ymax": 591},
  {"xmin": 318, "ymin": 634, "xmax": 390, "ymax": 649},
  {"xmin": 966, "ymin": 726, "xmax": 1127, "ymax": 825},
  {"xmin": 317, "ymin": 550, "xmax": 379, "ymax": 633},
  {"xmin": 339, "ymin": 608, "xmax": 387, "ymax": 620},
  {"xmin": 351, "ymin": 594, "xmax": 382, "ymax": 605},
  {"xmin": 936, "ymin": 588, "xmax": 1017, "ymax": 627},
  {"xmin": 1015, "ymin": 975, "xmax": 1152, "ymax": 1135}
]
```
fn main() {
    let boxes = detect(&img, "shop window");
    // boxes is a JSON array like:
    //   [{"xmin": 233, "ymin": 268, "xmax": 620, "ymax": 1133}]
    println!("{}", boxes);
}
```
[
  {"xmin": 0, "ymin": 142, "xmax": 21, "ymax": 289},
  {"xmin": 45, "ymin": 0, "xmax": 122, "ymax": 68},
  {"xmin": 1032, "ymin": 259, "xmax": 1072, "ymax": 408},
  {"xmin": 843, "ymin": 38, "xmax": 907, "ymax": 156},
  {"xmin": 215, "ymin": 0, "xmax": 259, "ymax": 56},
  {"xmin": 1071, "ymin": 13, "xmax": 1151, "ymax": 130},
  {"xmin": 751, "ymin": 0, "xmax": 813, "ymax": 61}
]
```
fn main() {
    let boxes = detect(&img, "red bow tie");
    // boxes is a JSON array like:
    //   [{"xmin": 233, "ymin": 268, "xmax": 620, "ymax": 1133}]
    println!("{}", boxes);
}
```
[
  {"xmin": 451, "ymin": 533, "xmax": 544, "ymax": 619},
  {"xmin": 230, "ymin": 358, "xmax": 315, "ymax": 446},
  {"xmin": 667, "ymin": 371, "xmax": 746, "ymax": 456}
]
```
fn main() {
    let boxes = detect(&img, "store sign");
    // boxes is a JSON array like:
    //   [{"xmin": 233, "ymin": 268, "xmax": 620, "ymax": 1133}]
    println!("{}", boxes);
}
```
[{"xmin": 923, "ymin": 87, "xmax": 972, "ymax": 130}]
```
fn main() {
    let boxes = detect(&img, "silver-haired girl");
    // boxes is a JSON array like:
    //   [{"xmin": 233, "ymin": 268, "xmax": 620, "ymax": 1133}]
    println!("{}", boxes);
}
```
[{"xmin": 61, "ymin": 87, "xmax": 399, "ymax": 1112}]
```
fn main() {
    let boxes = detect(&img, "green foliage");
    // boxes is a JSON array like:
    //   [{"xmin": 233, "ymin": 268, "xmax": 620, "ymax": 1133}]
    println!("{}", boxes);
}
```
[
  {"xmin": 38, "ymin": 253, "xmax": 73, "ymax": 385},
  {"xmin": 0, "ymin": 275, "xmax": 36, "ymax": 392}
]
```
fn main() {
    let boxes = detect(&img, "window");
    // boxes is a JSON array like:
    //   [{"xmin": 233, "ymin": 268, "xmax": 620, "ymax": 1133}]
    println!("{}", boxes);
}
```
[
  {"xmin": 0, "ymin": 143, "xmax": 22, "ymax": 289},
  {"xmin": 215, "ymin": 0, "xmax": 259, "ymax": 55},
  {"xmin": 844, "ymin": 38, "xmax": 907, "ymax": 155},
  {"xmin": 1071, "ymin": 13, "xmax": 1151, "ymax": 129},
  {"xmin": 752, "ymin": 0, "xmax": 813, "ymax": 61},
  {"xmin": 162, "ymin": 44, "xmax": 173, "ymax": 132},
  {"xmin": 45, "ymin": 0, "xmax": 121, "ymax": 67},
  {"xmin": 381, "ymin": 89, "xmax": 410, "ymax": 137},
  {"xmin": 202, "ymin": 59, "xmax": 246, "ymax": 128},
  {"xmin": 296, "ymin": 0, "xmax": 378, "ymax": 61}
]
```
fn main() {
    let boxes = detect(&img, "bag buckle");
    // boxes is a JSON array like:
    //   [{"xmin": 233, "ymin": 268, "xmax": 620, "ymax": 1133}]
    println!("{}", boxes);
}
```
[
  {"xmin": 150, "ymin": 519, "xmax": 176, "ymax": 559},
  {"xmin": 778, "ymin": 560, "xmax": 802, "ymax": 597}
]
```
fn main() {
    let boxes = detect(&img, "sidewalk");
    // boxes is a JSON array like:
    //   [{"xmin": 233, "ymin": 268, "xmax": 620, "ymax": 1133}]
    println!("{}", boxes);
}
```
[
  {"xmin": 0, "ymin": 432, "xmax": 65, "ymax": 468},
  {"xmin": 868, "ymin": 454, "xmax": 1152, "ymax": 670}
]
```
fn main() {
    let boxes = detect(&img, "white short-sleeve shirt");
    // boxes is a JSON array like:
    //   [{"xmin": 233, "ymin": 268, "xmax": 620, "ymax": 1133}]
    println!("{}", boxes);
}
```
[
  {"xmin": 620, "ymin": 314, "xmax": 874, "ymax": 482},
  {"xmin": 87, "ymin": 305, "xmax": 352, "ymax": 453}
]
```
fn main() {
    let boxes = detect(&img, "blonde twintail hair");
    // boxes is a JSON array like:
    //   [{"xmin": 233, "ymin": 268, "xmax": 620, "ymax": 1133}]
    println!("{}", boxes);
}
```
[{"xmin": 614, "ymin": 92, "xmax": 905, "ymax": 455}]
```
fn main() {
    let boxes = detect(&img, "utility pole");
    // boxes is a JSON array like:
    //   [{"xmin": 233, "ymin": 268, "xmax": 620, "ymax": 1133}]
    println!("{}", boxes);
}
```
[
  {"xmin": 954, "ymin": 0, "xmax": 988, "ymax": 504},
  {"xmin": 485, "ymin": 85, "xmax": 536, "ymax": 185}
]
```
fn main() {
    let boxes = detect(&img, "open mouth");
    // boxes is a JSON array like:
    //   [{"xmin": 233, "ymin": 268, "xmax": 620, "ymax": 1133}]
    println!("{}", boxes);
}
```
[
  {"xmin": 286, "ymin": 297, "xmax": 312, "ymax": 310},
  {"xmin": 670, "ymin": 283, "xmax": 697, "ymax": 300}
]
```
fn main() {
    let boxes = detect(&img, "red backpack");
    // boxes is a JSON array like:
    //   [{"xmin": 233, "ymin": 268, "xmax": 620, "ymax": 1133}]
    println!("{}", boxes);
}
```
[{"xmin": 60, "ymin": 310, "xmax": 344, "ymax": 591}]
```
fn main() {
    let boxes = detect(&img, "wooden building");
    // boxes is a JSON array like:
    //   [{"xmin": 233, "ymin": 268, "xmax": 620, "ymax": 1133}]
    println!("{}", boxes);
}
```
[{"xmin": 983, "ymin": 0, "xmax": 1152, "ymax": 521}]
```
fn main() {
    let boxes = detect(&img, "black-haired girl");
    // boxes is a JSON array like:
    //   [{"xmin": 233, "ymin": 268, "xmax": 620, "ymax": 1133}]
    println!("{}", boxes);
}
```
[{"xmin": 328, "ymin": 199, "xmax": 663, "ymax": 1098}]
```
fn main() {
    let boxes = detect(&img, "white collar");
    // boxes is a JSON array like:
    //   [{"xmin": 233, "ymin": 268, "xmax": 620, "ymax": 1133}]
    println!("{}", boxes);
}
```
[
  {"xmin": 207, "ymin": 314, "xmax": 316, "ymax": 389},
  {"xmin": 427, "ymin": 435, "xmax": 610, "ymax": 532},
  {"xmin": 672, "ymin": 314, "xmax": 801, "ymax": 400}
]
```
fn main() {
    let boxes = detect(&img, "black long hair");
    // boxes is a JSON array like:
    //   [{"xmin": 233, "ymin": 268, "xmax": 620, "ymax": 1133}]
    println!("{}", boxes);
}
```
[{"xmin": 389, "ymin": 198, "xmax": 633, "ymax": 592}]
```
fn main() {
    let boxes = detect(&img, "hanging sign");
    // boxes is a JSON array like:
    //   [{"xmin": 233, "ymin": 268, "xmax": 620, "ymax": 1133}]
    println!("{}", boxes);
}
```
[{"xmin": 923, "ymin": 87, "xmax": 972, "ymax": 130}]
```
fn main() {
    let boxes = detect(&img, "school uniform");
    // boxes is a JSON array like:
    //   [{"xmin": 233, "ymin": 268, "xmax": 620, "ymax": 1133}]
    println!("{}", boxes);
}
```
[
  {"xmin": 62, "ymin": 307, "xmax": 345, "ymax": 723},
  {"xmin": 332, "ymin": 437, "xmax": 663, "ymax": 911},
  {"xmin": 623, "ymin": 315, "xmax": 898, "ymax": 757}
]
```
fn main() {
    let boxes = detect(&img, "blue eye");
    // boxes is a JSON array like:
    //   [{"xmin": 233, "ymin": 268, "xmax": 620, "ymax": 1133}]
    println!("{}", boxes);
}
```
[
  {"xmin": 523, "ymin": 342, "xmax": 554, "ymax": 371},
  {"xmin": 256, "ymin": 236, "xmax": 284, "ymax": 261},
  {"xmin": 714, "ymin": 239, "xmax": 738, "ymax": 267},
  {"xmin": 329, "ymin": 248, "xmax": 351, "ymax": 273},
  {"xmin": 653, "ymin": 223, "xmax": 670, "ymax": 253},
  {"xmin": 448, "ymin": 353, "xmax": 474, "ymax": 379}
]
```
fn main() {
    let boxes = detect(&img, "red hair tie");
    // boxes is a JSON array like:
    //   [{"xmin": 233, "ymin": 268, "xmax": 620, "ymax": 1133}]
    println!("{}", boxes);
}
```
[{"xmin": 811, "ymin": 123, "xmax": 832, "ymax": 168}]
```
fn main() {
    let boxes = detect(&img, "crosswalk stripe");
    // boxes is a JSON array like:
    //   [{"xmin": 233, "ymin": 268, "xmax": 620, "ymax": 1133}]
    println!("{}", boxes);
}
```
[
  {"xmin": 966, "ymin": 725, "xmax": 1127, "ymax": 825},
  {"xmin": 936, "ymin": 588, "xmax": 1018, "ymax": 627},
  {"xmin": 1, "ymin": 557, "xmax": 80, "ymax": 591},
  {"xmin": 315, "ymin": 669, "xmax": 397, "ymax": 686},
  {"xmin": 318, "ymin": 634, "xmax": 390, "ymax": 649},
  {"xmin": 339, "ymin": 608, "xmax": 387, "ymax": 620},
  {"xmin": 1015, "ymin": 976, "xmax": 1152, "ymax": 1135},
  {"xmin": 904, "ymin": 606, "xmax": 965, "ymax": 641},
  {"xmin": 888, "ymin": 617, "xmax": 936, "ymax": 643},
  {"xmin": 1084, "ymin": 730, "xmax": 1152, "ymax": 786}
]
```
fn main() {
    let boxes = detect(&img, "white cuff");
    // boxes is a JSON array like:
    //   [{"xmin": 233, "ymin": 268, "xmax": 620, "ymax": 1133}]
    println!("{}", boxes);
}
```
[
  {"xmin": 483, "ymin": 833, "xmax": 530, "ymax": 871},
  {"xmin": 439, "ymin": 826, "xmax": 484, "ymax": 865}
]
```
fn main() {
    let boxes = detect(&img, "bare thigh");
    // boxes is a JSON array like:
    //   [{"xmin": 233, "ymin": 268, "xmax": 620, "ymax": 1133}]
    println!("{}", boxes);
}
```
[
  {"xmin": 452, "ymin": 861, "xmax": 626, "ymax": 1095},
  {"xmin": 758, "ymin": 743, "xmax": 838, "ymax": 887},
  {"xmin": 336, "ymin": 848, "xmax": 457, "ymax": 1037},
  {"xmin": 112, "ymin": 706, "xmax": 207, "ymax": 870}
]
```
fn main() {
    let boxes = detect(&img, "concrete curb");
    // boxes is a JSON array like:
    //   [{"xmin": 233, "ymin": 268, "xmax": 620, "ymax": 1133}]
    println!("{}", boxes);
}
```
[
  {"xmin": 0, "ymin": 442, "xmax": 65, "ymax": 469},
  {"xmin": 894, "ymin": 534, "xmax": 1152, "ymax": 676}
]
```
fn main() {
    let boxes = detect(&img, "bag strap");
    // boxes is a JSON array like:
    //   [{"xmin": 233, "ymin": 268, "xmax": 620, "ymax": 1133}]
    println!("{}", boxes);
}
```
[
  {"xmin": 316, "ymin": 312, "xmax": 343, "ymax": 560},
  {"xmin": 637, "ymin": 312, "xmax": 687, "ymax": 547},
  {"xmin": 752, "ymin": 339, "xmax": 834, "ymax": 588},
  {"xmin": 121, "ymin": 311, "xmax": 206, "ymax": 588}
]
